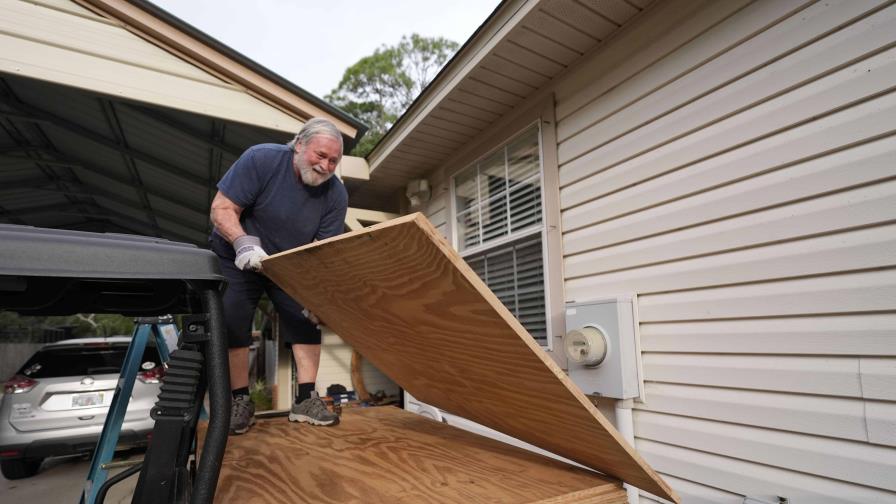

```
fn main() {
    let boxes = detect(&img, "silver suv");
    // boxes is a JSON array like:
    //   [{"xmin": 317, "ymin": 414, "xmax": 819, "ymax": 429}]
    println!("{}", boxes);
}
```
[{"xmin": 0, "ymin": 336, "xmax": 164, "ymax": 479}]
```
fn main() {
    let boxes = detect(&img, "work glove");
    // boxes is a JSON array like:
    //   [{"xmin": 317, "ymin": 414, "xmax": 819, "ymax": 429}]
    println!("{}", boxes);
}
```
[{"xmin": 233, "ymin": 235, "xmax": 268, "ymax": 272}]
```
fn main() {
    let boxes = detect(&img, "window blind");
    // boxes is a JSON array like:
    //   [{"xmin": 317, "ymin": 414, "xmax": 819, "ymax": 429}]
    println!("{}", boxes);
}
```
[
  {"xmin": 465, "ymin": 236, "xmax": 547, "ymax": 345},
  {"xmin": 455, "ymin": 126, "xmax": 541, "ymax": 251}
]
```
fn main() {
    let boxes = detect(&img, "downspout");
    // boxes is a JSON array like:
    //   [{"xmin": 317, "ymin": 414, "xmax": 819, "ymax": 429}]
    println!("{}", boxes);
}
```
[{"xmin": 615, "ymin": 398, "xmax": 639, "ymax": 504}]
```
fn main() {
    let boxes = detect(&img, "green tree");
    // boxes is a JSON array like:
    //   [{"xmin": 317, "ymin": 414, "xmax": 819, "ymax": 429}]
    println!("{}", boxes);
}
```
[
  {"xmin": 327, "ymin": 34, "xmax": 459, "ymax": 157},
  {"xmin": 68, "ymin": 313, "xmax": 134, "ymax": 337},
  {"xmin": 0, "ymin": 311, "xmax": 134, "ymax": 340}
]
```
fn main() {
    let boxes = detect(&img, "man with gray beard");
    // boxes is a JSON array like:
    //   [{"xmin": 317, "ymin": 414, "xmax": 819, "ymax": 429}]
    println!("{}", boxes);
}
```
[{"xmin": 208, "ymin": 117, "xmax": 346, "ymax": 434}]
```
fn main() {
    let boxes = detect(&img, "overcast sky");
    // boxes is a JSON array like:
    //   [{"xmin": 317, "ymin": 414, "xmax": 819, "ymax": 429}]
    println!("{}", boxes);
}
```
[{"xmin": 150, "ymin": 0, "xmax": 501, "ymax": 99}]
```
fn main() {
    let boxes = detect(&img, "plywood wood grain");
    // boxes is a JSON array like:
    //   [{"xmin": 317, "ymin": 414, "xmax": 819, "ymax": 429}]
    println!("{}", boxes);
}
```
[
  {"xmin": 202, "ymin": 407, "xmax": 626, "ymax": 503},
  {"xmin": 263, "ymin": 213, "xmax": 678, "ymax": 502}
]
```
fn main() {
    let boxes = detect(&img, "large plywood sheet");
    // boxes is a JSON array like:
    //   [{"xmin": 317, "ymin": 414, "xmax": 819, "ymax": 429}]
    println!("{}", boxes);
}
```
[
  {"xmin": 263, "ymin": 213, "xmax": 678, "ymax": 502},
  {"xmin": 202, "ymin": 407, "xmax": 627, "ymax": 503}
]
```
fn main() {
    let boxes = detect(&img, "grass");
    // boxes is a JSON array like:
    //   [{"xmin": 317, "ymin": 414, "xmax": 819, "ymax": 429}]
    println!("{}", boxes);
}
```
[{"xmin": 249, "ymin": 379, "xmax": 272, "ymax": 411}]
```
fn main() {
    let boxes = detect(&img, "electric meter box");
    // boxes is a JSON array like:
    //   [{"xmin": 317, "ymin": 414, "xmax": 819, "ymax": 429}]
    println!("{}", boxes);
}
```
[{"xmin": 564, "ymin": 297, "xmax": 640, "ymax": 399}]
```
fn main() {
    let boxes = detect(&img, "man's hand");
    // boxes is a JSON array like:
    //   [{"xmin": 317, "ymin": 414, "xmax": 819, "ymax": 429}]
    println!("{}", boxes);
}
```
[{"xmin": 233, "ymin": 235, "xmax": 268, "ymax": 272}]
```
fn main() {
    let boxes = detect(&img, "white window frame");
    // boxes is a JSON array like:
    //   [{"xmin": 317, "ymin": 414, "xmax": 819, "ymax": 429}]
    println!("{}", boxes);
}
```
[{"xmin": 449, "ymin": 120, "xmax": 554, "ymax": 350}]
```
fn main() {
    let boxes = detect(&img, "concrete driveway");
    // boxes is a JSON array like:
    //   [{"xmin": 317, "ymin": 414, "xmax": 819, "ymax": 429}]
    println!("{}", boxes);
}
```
[{"xmin": 0, "ymin": 449, "xmax": 140, "ymax": 503}]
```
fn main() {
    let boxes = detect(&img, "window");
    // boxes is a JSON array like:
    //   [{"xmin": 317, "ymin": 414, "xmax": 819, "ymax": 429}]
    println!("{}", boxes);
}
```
[
  {"xmin": 19, "ymin": 342, "xmax": 161, "ymax": 378},
  {"xmin": 452, "ymin": 124, "xmax": 548, "ymax": 345}
]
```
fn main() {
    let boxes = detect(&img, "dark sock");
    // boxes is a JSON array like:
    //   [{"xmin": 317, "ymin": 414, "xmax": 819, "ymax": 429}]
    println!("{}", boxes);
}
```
[
  {"xmin": 296, "ymin": 382, "xmax": 316, "ymax": 404},
  {"xmin": 232, "ymin": 386, "xmax": 249, "ymax": 399}
]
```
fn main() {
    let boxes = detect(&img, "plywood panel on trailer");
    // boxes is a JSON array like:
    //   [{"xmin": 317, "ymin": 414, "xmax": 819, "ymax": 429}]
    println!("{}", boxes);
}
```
[
  {"xmin": 203, "ymin": 407, "xmax": 627, "ymax": 504},
  {"xmin": 263, "ymin": 213, "xmax": 678, "ymax": 502}
]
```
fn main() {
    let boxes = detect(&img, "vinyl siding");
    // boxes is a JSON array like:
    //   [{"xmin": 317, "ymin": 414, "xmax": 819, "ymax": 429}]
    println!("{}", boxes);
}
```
[
  {"xmin": 422, "ymin": 185, "xmax": 449, "ymax": 239},
  {"xmin": 554, "ymin": 0, "xmax": 896, "ymax": 501}
]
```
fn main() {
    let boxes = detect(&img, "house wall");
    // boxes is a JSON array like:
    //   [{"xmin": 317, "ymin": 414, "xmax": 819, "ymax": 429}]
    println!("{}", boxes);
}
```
[
  {"xmin": 422, "ymin": 190, "xmax": 449, "ymax": 239},
  {"xmin": 552, "ymin": 0, "xmax": 896, "ymax": 501},
  {"xmin": 422, "ymin": 0, "xmax": 896, "ymax": 501},
  {"xmin": 316, "ymin": 330, "xmax": 400, "ymax": 399}
]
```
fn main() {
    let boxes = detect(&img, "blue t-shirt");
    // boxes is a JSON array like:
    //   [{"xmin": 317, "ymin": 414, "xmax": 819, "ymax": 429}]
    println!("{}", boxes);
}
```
[{"xmin": 210, "ymin": 143, "xmax": 347, "ymax": 257}]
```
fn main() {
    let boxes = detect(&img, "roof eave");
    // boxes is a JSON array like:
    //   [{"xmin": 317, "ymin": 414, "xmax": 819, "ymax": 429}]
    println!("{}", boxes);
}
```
[
  {"xmin": 74, "ymin": 0, "xmax": 368, "ymax": 149},
  {"xmin": 365, "ymin": 0, "xmax": 533, "ymax": 171}
]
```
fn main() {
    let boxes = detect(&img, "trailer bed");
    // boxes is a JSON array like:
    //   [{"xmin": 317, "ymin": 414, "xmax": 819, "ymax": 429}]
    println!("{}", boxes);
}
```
[{"xmin": 200, "ymin": 406, "xmax": 626, "ymax": 503}]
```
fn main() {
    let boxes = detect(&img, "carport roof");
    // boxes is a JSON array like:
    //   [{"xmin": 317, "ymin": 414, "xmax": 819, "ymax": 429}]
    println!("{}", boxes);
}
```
[{"xmin": 0, "ymin": 0, "xmax": 367, "ymax": 245}]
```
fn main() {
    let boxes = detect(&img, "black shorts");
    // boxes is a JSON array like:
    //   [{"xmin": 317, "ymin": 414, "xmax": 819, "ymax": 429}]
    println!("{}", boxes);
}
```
[{"xmin": 211, "ymin": 237, "xmax": 320, "ymax": 348}]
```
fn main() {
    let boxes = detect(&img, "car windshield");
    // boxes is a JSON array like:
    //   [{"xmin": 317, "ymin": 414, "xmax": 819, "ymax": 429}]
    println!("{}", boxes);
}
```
[{"xmin": 17, "ymin": 342, "xmax": 161, "ymax": 378}]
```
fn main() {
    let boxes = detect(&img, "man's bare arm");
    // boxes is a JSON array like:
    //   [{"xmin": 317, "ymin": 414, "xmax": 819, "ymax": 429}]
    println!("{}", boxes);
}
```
[
  {"xmin": 210, "ymin": 191, "xmax": 246, "ymax": 243},
  {"xmin": 211, "ymin": 191, "xmax": 268, "ymax": 271}
]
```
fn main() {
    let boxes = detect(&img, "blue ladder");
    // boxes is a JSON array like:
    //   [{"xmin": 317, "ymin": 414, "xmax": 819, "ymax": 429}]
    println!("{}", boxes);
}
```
[{"xmin": 79, "ymin": 317, "xmax": 176, "ymax": 504}]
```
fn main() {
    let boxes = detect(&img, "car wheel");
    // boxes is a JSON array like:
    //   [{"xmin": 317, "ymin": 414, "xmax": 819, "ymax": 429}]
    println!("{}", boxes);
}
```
[{"xmin": 1, "ymin": 457, "xmax": 43, "ymax": 479}]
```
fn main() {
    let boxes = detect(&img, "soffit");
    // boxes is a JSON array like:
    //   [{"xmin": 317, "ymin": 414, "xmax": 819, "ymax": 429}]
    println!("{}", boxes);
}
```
[{"xmin": 358, "ymin": 0, "xmax": 652, "ymax": 211}]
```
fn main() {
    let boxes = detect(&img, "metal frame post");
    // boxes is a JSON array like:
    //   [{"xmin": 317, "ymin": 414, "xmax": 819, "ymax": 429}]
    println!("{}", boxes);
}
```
[{"xmin": 80, "ymin": 320, "xmax": 174, "ymax": 504}]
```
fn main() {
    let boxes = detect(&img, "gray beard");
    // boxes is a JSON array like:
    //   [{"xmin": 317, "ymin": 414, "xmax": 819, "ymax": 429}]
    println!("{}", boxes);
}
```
[{"xmin": 295, "ymin": 158, "xmax": 332, "ymax": 187}]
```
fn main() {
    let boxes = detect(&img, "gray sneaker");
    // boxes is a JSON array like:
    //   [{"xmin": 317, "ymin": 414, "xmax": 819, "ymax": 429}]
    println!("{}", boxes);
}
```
[
  {"xmin": 289, "ymin": 391, "xmax": 339, "ymax": 426},
  {"xmin": 229, "ymin": 394, "xmax": 256, "ymax": 435}
]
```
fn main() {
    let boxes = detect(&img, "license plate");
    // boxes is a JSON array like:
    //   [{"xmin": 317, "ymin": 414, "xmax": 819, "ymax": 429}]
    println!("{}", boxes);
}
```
[{"xmin": 71, "ymin": 392, "xmax": 104, "ymax": 408}]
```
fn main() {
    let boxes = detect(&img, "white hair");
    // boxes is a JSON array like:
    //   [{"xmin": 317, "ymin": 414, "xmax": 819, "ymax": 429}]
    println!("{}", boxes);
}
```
[{"xmin": 286, "ymin": 117, "xmax": 344, "ymax": 154}]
